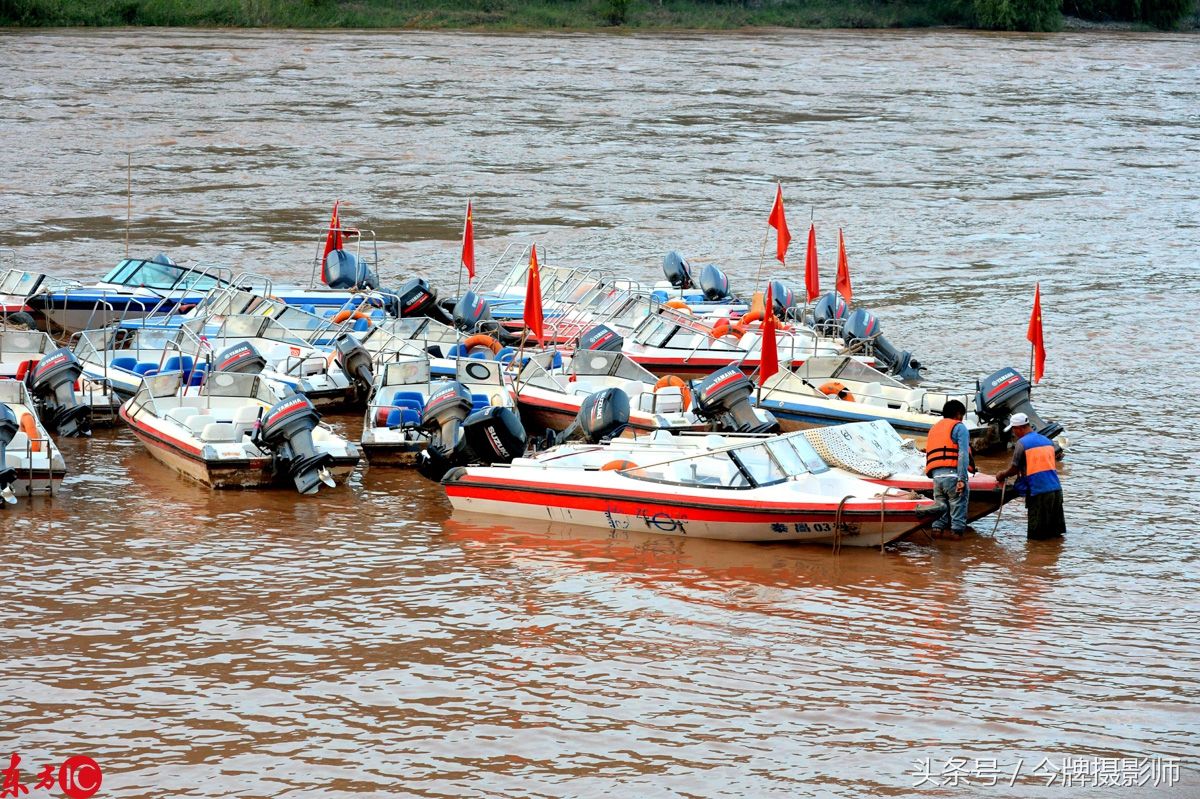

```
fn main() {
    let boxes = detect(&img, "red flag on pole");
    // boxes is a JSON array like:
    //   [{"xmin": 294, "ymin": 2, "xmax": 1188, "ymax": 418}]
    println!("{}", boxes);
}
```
[
  {"xmin": 835, "ymin": 228, "xmax": 852, "ymax": 304},
  {"xmin": 767, "ymin": 184, "xmax": 791, "ymax": 264},
  {"xmin": 320, "ymin": 199, "xmax": 342, "ymax": 285},
  {"xmin": 759, "ymin": 283, "xmax": 779, "ymax": 387},
  {"xmin": 804, "ymin": 223, "xmax": 820, "ymax": 302},
  {"xmin": 461, "ymin": 201, "xmax": 476, "ymax": 281},
  {"xmin": 523, "ymin": 244, "xmax": 544, "ymax": 347},
  {"xmin": 1027, "ymin": 282, "xmax": 1045, "ymax": 384}
]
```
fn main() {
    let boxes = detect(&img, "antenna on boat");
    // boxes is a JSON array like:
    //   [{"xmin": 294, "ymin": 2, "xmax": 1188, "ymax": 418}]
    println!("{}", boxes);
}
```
[{"xmin": 125, "ymin": 153, "xmax": 132, "ymax": 258}]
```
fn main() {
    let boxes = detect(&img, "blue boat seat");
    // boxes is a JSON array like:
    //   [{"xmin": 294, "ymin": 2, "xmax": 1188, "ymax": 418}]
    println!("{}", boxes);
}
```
[
  {"xmin": 188, "ymin": 363, "xmax": 209, "ymax": 386},
  {"xmin": 352, "ymin": 317, "xmax": 370, "ymax": 332},
  {"xmin": 650, "ymin": 289, "xmax": 669, "ymax": 304},
  {"xmin": 133, "ymin": 362, "xmax": 159, "ymax": 375},
  {"xmin": 111, "ymin": 356, "xmax": 138, "ymax": 371},
  {"xmin": 392, "ymin": 391, "xmax": 426, "ymax": 411},
  {"xmin": 162, "ymin": 355, "xmax": 194, "ymax": 376},
  {"xmin": 468, "ymin": 351, "xmax": 489, "ymax": 360},
  {"xmin": 470, "ymin": 393, "xmax": 489, "ymax": 412},
  {"xmin": 299, "ymin": 304, "xmax": 317, "ymax": 315},
  {"xmin": 386, "ymin": 408, "xmax": 421, "ymax": 429},
  {"xmin": 551, "ymin": 352, "xmax": 563, "ymax": 369},
  {"xmin": 447, "ymin": 343, "xmax": 469, "ymax": 358}
]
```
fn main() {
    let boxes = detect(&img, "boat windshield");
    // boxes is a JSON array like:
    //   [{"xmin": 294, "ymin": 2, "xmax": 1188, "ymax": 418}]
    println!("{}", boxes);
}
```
[
  {"xmin": 0, "ymin": 269, "xmax": 44, "ymax": 296},
  {"xmin": 832, "ymin": 357, "xmax": 905, "ymax": 388},
  {"xmin": 622, "ymin": 431, "xmax": 829, "ymax": 489},
  {"xmin": 569, "ymin": 350, "xmax": 655, "ymax": 382},
  {"xmin": 632, "ymin": 312, "xmax": 740, "ymax": 352},
  {"xmin": 101, "ymin": 259, "xmax": 227, "ymax": 292},
  {"xmin": 383, "ymin": 357, "xmax": 430, "ymax": 387}
]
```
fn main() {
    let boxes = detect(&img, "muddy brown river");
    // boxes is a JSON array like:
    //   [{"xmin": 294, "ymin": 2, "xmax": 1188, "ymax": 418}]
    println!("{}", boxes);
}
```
[{"xmin": 1, "ymin": 28, "xmax": 1198, "ymax": 798}]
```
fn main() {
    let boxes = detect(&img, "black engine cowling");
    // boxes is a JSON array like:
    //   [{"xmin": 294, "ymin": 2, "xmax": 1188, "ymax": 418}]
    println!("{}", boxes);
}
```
[
  {"xmin": 215, "ymin": 342, "xmax": 267, "ymax": 375},
  {"xmin": 699, "ymin": 264, "xmax": 732, "ymax": 301},
  {"xmin": 30, "ymin": 348, "xmax": 90, "ymax": 437},
  {"xmin": 975, "ymin": 367, "xmax": 1063, "ymax": 441},
  {"xmin": 549, "ymin": 388, "xmax": 630, "ymax": 447},
  {"xmin": 577, "ymin": 324, "xmax": 624, "ymax": 353},
  {"xmin": 813, "ymin": 291, "xmax": 849, "ymax": 336},
  {"xmin": 0, "ymin": 404, "xmax": 18, "ymax": 504},
  {"xmin": 842, "ymin": 309, "xmax": 923, "ymax": 384},
  {"xmin": 691, "ymin": 367, "xmax": 779, "ymax": 434},
  {"xmin": 452, "ymin": 289, "xmax": 521, "ymax": 344},
  {"xmin": 255, "ymin": 394, "xmax": 335, "ymax": 495},
  {"xmin": 769, "ymin": 280, "xmax": 798, "ymax": 319},
  {"xmin": 334, "ymin": 334, "xmax": 374, "ymax": 396},
  {"xmin": 416, "ymin": 381, "xmax": 474, "ymax": 481},
  {"xmin": 394, "ymin": 277, "xmax": 455, "ymax": 325},
  {"xmin": 324, "ymin": 249, "xmax": 379, "ymax": 291},
  {"xmin": 462, "ymin": 406, "xmax": 527, "ymax": 465},
  {"xmin": 663, "ymin": 251, "xmax": 693, "ymax": 289}
]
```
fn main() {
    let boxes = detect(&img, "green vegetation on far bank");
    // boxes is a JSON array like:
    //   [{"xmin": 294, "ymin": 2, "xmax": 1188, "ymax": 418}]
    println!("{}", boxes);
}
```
[{"xmin": 1, "ymin": 0, "xmax": 1196, "ymax": 32}]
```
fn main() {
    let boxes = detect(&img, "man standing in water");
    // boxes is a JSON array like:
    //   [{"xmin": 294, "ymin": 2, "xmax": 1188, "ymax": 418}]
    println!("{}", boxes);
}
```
[
  {"xmin": 993, "ymin": 413, "xmax": 1066, "ymax": 540},
  {"xmin": 925, "ymin": 400, "xmax": 972, "ymax": 538}
]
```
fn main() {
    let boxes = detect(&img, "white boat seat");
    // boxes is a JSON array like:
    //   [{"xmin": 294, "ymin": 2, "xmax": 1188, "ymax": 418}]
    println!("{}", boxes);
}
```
[
  {"xmin": 623, "ymin": 380, "xmax": 646, "ymax": 400},
  {"xmin": 6, "ymin": 432, "xmax": 30, "ymax": 456},
  {"xmin": 187, "ymin": 415, "xmax": 216, "ymax": 435},
  {"xmin": 637, "ymin": 393, "xmax": 656, "ymax": 413},
  {"xmin": 654, "ymin": 387, "xmax": 683, "ymax": 414},
  {"xmin": 300, "ymin": 357, "xmax": 326, "ymax": 376},
  {"xmin": 232, "ymin": 405, "xmax": 261, "ymax": 437},
  {"xmin": 179, "ymin": 396, "xmax": 209, "ymax": 408},
  {"xmin": 571, "ymin": 380, "xmax": 596, "ymax": 397},
  {"xmin": 165, "ymin": 407, "xmax": 199, "ymax": 426},
  {"xmin": 200, "ymin": 422, "xmax": 238, "ymax": 442}
]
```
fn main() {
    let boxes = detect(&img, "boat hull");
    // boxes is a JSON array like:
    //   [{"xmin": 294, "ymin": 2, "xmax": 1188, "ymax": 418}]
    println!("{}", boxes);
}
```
[{"xmin": 361, "ymin": 441, "xmax": 424, "ymax": 467}]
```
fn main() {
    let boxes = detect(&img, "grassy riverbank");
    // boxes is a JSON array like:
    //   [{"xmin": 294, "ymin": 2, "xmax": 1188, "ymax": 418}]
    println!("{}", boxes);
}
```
[{"xmin": 1, "ymin": 0, "xmax": 1196, "ymax": 31}]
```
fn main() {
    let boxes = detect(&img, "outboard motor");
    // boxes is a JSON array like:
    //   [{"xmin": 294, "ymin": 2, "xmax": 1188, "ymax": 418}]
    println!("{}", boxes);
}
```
[
  {"xmin": 151, "ymin": 252, "xmax": 176, "ymax": 266},
  {"xmin": 842, "ymin": 309, "xmax": 923, "ymax": 383},
  {"xmin": 214, "ymin": 342, "xmax": 267, "ymax": 375},
  {"xmin": 0, "ymin": 405, "xmax": 18, "ymax": 505},
  {"xmin": 452, "ymin": 289, "xmax": 521, "ymax": 345},
  {"xmin": 462, "ymin": 406, "xmax": 527, "ymax": 465},
  {"xmin": 416, "ymin": 381, "xmax": 474, "ymax": 481},
  {"xmin": 663, "ymin": 251, "xmax": 693, "ymax": 289},
  {"xmin": 699, "ymin": 264, "xmax": 732, "ymax": 302},
  {"xmin": 255, "ymin": 394, "xmax": 335, "ymax": 495},
  {"xmin": 812, "ymin": 291, "xmax": 849, "ymax": 336},
  {"xmin": 333, "ymin": 334, "xmax": 374, "ymax": 397},
  {"xmin": 769, "ymin": 280, "xmax": 798, "ymax": 319},
  {"xmin": 577, "ymin": 324, "xmax": 623, "ymax": 353},
  {"xmin": 394, "ymin": 277, "xmax": 455, "ymax": 326},
  {"xmin": 975, "ymin": 367, "xmax": 1064, "ymax": 441},
  {"xmin": 691, "ymin": 367, "xmax": 779, "ymax": 434},
  {"xmin": 323, "ymin": 249, "xmax": 379, "ymax": 291},
  {"xmin": 549, "ymin": 388, "xmax": 631, "ymax": 447},
  {"xmin": 29, "ymin": 348, "xmax": 90, "ymax": 437}
]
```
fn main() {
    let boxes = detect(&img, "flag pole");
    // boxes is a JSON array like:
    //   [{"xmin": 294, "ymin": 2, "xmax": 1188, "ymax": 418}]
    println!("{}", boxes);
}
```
[
  {"xmin": 125, "ymin": 153, "xmax": 132, "ymax": 258},
  {"xmin": 754, "ymin": 229, "xmax": 769, "ymax": 290}
]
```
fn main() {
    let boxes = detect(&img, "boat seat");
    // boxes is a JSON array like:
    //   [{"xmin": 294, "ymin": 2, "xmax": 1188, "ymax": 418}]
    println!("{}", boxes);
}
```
[
  {"xmin": 299, "ymin": 304, "xmax": 317, "ymax": 315},
  {"xmin": 187, "ymin": 415, "xmax": 216, "ymax": 436},
  {"xmin": 572, "ymin": 381, "xmax": 596, "ymax": 397},
  {"xmin": 468, "ymin": 351, "xmax": 490, "ymax": 360},
  {"xmin": 111, "ymin": 356, "xmax": 138, "ymax": 371},
  {"xmin": 165, "ymin": 406, "xmax": 199, "ymax": 426},
  {"xmin": 392, "ymin": 391, "xmax": 425, "ymax": 411},
  {"xmin": 447, "ymin": 344, "xmax": 469, "ymax": 358},
  {"xmin": 496, "ymin": 347, "xmax": 516, "ymax": 363},
  {"xmin": 133, "ymin": 362, "xmax": 159, "ymax": 375},
  {"xmin": 162, "ymin": 355, "xmax": 194, "ymax": 375},
  {"xmin": 386, "ymin": 408, "xmax": 420, "ymax": 429},
  {"xmin": 470, "ymin": 393, "xmax": 489, "ymax": 412},
  {"xmin": 654, "ymin": 387, "xmax": 684, "ymax": 414},
  {"xmin": 623, "ymin": 381, "xmax": 646, "ymax": 400},
  {"xmin": 189, "ymin": 363, "xmax": 209, "ymax": 386},
  {"xmin": 300, "ymin": 357, "xmax": 327, "ymax": 377},
  {"xmin": 6, "ymin": 432, "xmax": 30, "ymax": 458},
  {"xmin": 200, "ymin": 422, "xmax": 238, "ymax": 442},
  {"xmin": 179, "ymin": 396, "xmax": 209, "ymax": 408},
  {"xmin": 232, "ymin": 405, "xmax": 261, "ymax": 437}
]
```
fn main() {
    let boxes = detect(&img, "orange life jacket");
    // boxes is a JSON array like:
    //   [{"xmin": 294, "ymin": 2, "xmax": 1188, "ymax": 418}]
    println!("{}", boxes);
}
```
[{"xmin": 925, "ymin": 418, "xmax": 973, "ymax": 476}]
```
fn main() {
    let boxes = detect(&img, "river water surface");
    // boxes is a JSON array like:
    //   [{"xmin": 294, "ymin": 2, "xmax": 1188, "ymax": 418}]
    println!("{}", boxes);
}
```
[{"xmin": 0, "ymin": 28, "xmax": 1198, "ymax": 798}]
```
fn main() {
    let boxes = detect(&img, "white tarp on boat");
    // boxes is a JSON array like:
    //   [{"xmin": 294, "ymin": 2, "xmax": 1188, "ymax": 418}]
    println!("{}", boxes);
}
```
[{"xmin": 801, "ymin": 420, "xmax": 921, "ymax": 479}]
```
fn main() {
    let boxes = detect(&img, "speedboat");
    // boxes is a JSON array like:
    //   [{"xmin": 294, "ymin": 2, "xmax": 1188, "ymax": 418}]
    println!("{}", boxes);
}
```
[
  {"xmin": 120, "ymin": 370, "xmax": 360, "ymax": 493},
  {"xmin": 1, "ymin": 268, "xmax": 81, "ymax": 330},
  {"xmin": 438, "ymin": 427, "xmax": 937, "ymax": 546},
  {"xmin": 1, "ymin": 332, "xmax": 119, "ymax": 431},
  {"xmin": 0, "ymin": 379, "xmax": 67, "ymax": 504}
]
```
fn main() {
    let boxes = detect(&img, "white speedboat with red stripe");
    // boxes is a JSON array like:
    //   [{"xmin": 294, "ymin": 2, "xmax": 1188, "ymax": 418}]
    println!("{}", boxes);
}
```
[
  {"xmin": 442, "ymin": 429, "xmax": 937, "ymax": 546},
  {"xmin": 0, "ymin": 379, "xmax": 67, "ymax": 504}
]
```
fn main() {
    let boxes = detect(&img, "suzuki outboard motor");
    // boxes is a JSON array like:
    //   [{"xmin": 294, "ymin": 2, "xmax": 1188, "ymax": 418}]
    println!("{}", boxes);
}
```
[
  {"xmin": 255, "ymin": 395, "xmax": 335, "ymax": 495},
  {"xmin": 416, "ymin": 381, "xmax": 474, "ymax": 481},
  {"xmin": 577, "ymin": 324, "xmax": 623, "ymax": 353},
  {"xmin": 0, "ymin": 405, "xmax": 18, "ymax": 505},
  {"xmin": 699, "ymin": 264, "xmax": 732, "ymax": 302},
  {"xmin": 462, "ymin": 406, "xmax": 527, "ymax": 465},
  {"xmin": 663, "ymin": 251, "xmax": 693, "ymax": 289},
  {"xmin": 550, "ymin": 388, "xmax": 631, "ymax": 447},
  {"xmin": 324, "ymin": 249, "xmax": 379, "ymax": 291},
  {"xmin": 452, "ymin": 289, "xmax": 521, "ymax": 345},
  {"xmin": 29, "ymin": 348, "xmax": 90, "ymax": 437},
  {"xmin": 769, "ymin": 280, "xmax": 798, "ymax": 319},
  {"xmin": 842, "ymin": 309, "xmax": 923, "ymax": 384},
  {"xmin": 215, "ymin": 342, "xmax": 267, "ymax": 375},
  {"xmin": 812, "ymin": 291, "xmax": 849, "ymax": 336},
  {"xmin": 394, "ymin": 277, "xmax": 455, "ymax": 326},
  {"xmin": 333, "ymin": 334, "xmax": 374, "ymax": 397},
  {"xmin": 975, "ymin": 367, "xmax": 1063, "ymax": 441},
  {"xmin": 691, "ymin": 367, "xmax": 779, "ymax": 434}
]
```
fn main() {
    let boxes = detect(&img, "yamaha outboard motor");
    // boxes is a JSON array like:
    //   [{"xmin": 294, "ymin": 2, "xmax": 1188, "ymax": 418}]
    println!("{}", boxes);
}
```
[
  {"xmin": 550, "ymin": 388, "xmax": 630, "ymax": 447},
  {"xmin": 394, "ymin": 277, "xmax": 455, "ymax": 326},
  {"xmin": 842, "ymin": 309, "xmax": 923, "ymax": 384},
  {"xmin": 416, "ymin": 381, "xmax": 474, "ymax": 481},
  {"xmin": 812, "ymin": 291, "xmax": 849, "ymax": 336},
  {"xmin": 975, "ymin": 367, "xmax": 1063, "ymax": 441},
  {"xmin": 691, "ymin": 367, "xmax": 779, "ymax": 434},
  {"xmin": 452, "ymin": 289, "xmax": 521, "ymax": 345},
  {"xmin": 663, "ymin": 251, "xmax": 693, "ymax": 289},
  {"xmin": 255, "ymin": 395, "xmax": 335, "ymax": 495},
  {"xmin": 151, "ymin": 252, "xmax": 176, "ymax": 266},
  {"xmin": 577, "ymin": 324, "xmax": 623, "ymax": 353},
  {"xmin": 214, "ymin": 342, "xmax": 267, "ymax": 375},
  {"xmin": 324, "ymin": 249, "xmax": 379, "ymax": 291},
  {"xmin": 333, "ymin": 334, "xmax": 374, "ymax": 397},
  {"xmin": 0, "ymin": 405, "xmax": 18, "ymax": 505},
  {"xmin": 29, "ymin": 348, "xmax": 90, "ymax": 437},
  {"xmin": 699, "ymin": 264, "xmax": 732, "ymax": 302},
  {"xmin": 769, "ymin": 280, "xmax": 799, "ymax": 319},
  {"xmin": 462, "ymin": 406, "xmax": 527, "ymax": 465}
]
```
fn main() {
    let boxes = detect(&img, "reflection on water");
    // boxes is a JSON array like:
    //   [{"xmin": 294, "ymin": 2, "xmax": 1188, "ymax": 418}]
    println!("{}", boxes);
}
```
[{"xmin": 1, "ymin": 28, "xmax": 1198, "ymax": 797}]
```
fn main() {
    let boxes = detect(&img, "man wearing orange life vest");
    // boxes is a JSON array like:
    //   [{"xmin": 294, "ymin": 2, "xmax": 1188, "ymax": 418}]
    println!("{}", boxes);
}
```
[
  {"xmin": 993, "ymin": 412, "xmax": 1065, "ymax": 540},
  {"xmin": 925, "ymin": 399, "xmax": 972, "ymax": 538}
]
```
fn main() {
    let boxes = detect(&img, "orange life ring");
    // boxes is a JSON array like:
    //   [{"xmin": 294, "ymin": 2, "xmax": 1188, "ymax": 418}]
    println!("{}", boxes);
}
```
[
  {"xmin": 711, "ymin": 318, "xmax": 731, "ymax": 339},
  {"xmin": 601, "ymin": 459, "xmax": 637, "ymax": 471},
  {"xmin": 734, "ymin": 309, "xmax": 764, "ymax": 335},
  {"xmin": 820, "ymin": 381, "xmax": 855, "ymax": 402},
  {"xmin": 331, "ymin": 309, "xmax": 372, "ymax": 326},
  {"xmin": 664, "ymin": 298, "xmax": 689, "ymax": 309},
  {"xmin": 653, "ymin": 375, "xmax": 692, "ymax": 410},
  {"xmin": 462, "ymin": 334, "xmax": 502, "ymax": 354},
  {"xmin": 19, "ymin": 413, "xmax": 41, "ymax": 453}
]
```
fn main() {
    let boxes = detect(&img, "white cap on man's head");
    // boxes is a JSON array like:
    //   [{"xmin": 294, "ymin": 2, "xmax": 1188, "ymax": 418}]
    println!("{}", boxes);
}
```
[{"xmin": 1004, "ymin": 412, "xmax": 1030, "ymax": 432}]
